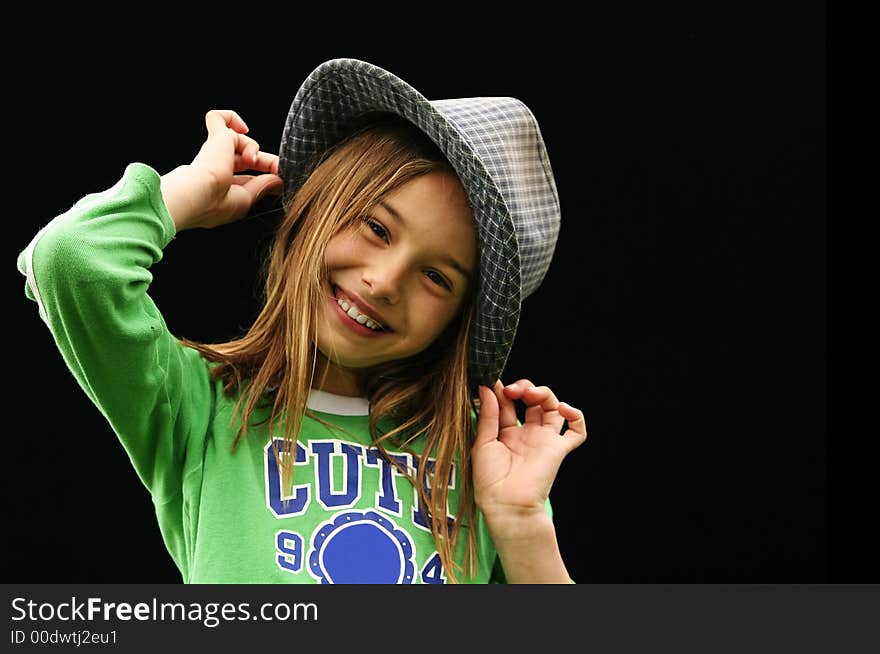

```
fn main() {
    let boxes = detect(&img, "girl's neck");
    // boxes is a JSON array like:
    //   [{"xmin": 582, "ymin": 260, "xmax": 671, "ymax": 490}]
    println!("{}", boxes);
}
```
[{"xmin": 312, "ymin": 353, "xmax": 365, "ymax": 397}]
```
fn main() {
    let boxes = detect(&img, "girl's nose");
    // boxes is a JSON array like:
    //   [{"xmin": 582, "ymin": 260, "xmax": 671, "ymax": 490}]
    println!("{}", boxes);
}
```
[{"xmin": 362, "ymin": 259, "xmax": 405, "ymax": 305}]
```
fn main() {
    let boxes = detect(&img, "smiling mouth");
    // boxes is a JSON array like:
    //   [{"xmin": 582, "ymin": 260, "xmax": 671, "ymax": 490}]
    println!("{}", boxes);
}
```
[{"xmin": 331, "ymin": 285, "xmax": 392, "ymax": 333}]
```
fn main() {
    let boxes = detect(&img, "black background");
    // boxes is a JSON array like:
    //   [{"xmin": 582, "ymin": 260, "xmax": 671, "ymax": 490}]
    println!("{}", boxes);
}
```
[{"xmin": 3, "ymin": 4, "xmax": 833, "ymax": 583}]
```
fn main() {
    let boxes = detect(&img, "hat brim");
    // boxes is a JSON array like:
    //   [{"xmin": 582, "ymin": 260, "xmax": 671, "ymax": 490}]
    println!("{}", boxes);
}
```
[{"xmin": 278, "ymin": 58, "xmax": 521, "ymax": 391}]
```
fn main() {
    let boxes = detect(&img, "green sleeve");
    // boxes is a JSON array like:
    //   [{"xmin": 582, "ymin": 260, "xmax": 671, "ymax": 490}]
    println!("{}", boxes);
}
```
[{"xmin": 16, "ymin": 162, "xmax": 213, "ymax": 509}]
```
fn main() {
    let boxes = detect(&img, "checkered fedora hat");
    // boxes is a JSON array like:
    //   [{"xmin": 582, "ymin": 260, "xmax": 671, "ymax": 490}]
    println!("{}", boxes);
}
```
[{"xmin": 278, "ymin": 58, "xmax": 561, "ymax": 394}]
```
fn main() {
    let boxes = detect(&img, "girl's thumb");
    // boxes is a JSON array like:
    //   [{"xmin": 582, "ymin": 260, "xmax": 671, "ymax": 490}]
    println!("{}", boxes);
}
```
[{"xmin": 256, "ymin": 175, "xmax": 284, "ymax": 202}]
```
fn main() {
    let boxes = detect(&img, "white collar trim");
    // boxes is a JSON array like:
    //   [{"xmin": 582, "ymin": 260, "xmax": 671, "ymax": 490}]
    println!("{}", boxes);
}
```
[{"xmin": 306, "ymin": 388, "xmax": 370, "ymax": 416}]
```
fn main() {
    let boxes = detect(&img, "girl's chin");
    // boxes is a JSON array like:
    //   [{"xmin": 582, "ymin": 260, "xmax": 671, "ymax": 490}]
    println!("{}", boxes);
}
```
[{"xmin": 315, "ymin": 342, "xmax": 380, "ymax": 370}]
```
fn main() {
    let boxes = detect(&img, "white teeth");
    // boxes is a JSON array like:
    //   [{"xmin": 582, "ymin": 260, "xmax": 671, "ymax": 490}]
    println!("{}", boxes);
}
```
[
  {"xmin": 349, "ymin": 308, "xmax": 367, "ymax": 323},
  {"xmin": 336, "ymin": 297, "xmax": 384, "ymax": 331}
]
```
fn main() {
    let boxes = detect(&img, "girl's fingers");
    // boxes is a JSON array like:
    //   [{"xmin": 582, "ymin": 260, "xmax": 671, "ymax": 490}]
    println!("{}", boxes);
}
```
[
  {"xmin": 522, "ymin": 382, "xmax": 545, "ymax": 423},
  {"xmin": 253, "ymin": 151, "xmax": 279, "ymax": 174},
  {"xmin": 197, "ymin": 110, "xmax": 251, "ymax": 166},
  {"xmin": 235, "ymin": 133, "xmax": 261, "ymax": 162},
  {"xmin": 493, "ymin": 379, "xmax": 518, "ymax": 429},
  {"xmin": 524, "ymin": 403, "xmax": 545, "ymax": 425},
  {"xmin": 201, "ymin": 111, "xmax": 278, "ymax": 176},
  {"xmin": 232, "ymin": 154, "xmax": 250, "ymax": 172},
  {"xmin": 504, "ymin": 378, "xmax": 537, "ymax": 397},
  {"xmin": 204, "ymin": 109, "xmax": 249, "ymax": 136},
  {"xmin": 528, "ymin": 386, "xmax": 565, "ymax": 432},
  {"xmin": 251, "ymin": 150, "xmax": 279, "ymax": 173},
  {"xmin": 506, "ymin": 380, "xmax": 565, "ymax": 432},
  {"xmin": 474, "ymin": 385, "xmax": 500, "ymax": 448},
  {"xmin": 233, "ymin": 150, "xmax": 279, "ymax": 174},
  {"xmin": 237, "ymin": 173, "xmax": 285, "ymax": 202},
  {"xmin": 558, "ymin": 403, "xmax": 588, "ymax": 451}
]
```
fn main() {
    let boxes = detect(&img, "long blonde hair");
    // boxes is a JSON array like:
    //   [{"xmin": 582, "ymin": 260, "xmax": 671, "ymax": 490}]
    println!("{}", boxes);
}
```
[{"xmin": 177, "ymin": 113, "xmax": 482, "ymax": 582}]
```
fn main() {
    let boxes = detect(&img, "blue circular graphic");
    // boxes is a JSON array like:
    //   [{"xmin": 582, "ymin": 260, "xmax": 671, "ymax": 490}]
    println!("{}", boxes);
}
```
[{"xmin": 309, "ymin": 510, "xmax": 416, "ymax": 584}]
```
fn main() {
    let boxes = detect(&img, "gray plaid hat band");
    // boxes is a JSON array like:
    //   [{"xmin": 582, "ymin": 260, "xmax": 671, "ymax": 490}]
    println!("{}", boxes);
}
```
[{"xmin": 278, "ymin": 58, "xmax": 561, "ymax": 392}]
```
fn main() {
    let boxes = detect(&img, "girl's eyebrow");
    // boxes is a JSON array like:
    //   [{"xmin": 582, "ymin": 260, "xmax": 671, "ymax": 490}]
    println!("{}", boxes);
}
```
[{"xmin": 377, "ymin": 200, "xmax": 473, "ymax": 282}]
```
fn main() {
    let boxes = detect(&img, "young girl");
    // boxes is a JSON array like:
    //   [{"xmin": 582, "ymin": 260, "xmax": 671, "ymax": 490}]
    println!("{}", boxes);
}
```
[{"xmin": 17, "ymin": 58, "xmax": 586, "ymax": 584}]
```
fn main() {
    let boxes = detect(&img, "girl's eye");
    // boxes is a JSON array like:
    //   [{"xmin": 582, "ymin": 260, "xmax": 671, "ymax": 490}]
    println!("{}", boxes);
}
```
[
  {"xmin": 425, "ymin": 270, "xmax": 451, "ymax": 290},
  {"xmin": 363, "ymin": 217, "xmax": 388, "ymax": 241}
]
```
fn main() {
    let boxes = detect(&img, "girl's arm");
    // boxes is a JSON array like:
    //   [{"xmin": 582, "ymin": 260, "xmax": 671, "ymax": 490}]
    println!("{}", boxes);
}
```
[
  {"xmin": 16, "ymin": 110, "xmax": 281, "ymax": 578},
  {"xmin": 473, "ymin": 380, "xmax": 587, "ymax": 583},
  {"xmin": 17, "ymin": 161, "xmax": 211, "ymax": 508},
  {"xmin": 486, "ymin": 510, "xmax": 572, "ymax": 584}
]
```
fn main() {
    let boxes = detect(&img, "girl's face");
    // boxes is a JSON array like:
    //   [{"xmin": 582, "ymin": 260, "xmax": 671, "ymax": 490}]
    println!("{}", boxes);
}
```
[{"xmin": 314, "ymin": 171, "xmax": 477, "ymax": 396}]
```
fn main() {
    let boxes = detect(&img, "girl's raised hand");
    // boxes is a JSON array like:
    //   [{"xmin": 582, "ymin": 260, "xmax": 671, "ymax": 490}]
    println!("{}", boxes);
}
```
[
  {"xmin": 161, "ymin": 109, "xmax": 284, "ymax": 231},
  {"xmin": 472, "ymin": 379, "xmax": 587, "ymax": 533}
]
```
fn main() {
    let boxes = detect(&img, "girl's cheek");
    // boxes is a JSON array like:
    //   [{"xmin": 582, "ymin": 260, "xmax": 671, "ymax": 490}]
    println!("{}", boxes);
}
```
[{"xmin": 329, "ymin": 232, "xmax": 363, "ymax": 259}]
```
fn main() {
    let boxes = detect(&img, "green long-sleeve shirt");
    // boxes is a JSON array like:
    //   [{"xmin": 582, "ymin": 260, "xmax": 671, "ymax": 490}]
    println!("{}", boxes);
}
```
[{"xmin": 18, "ymin": 162, "xmax": 548, "ymax": 583}]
